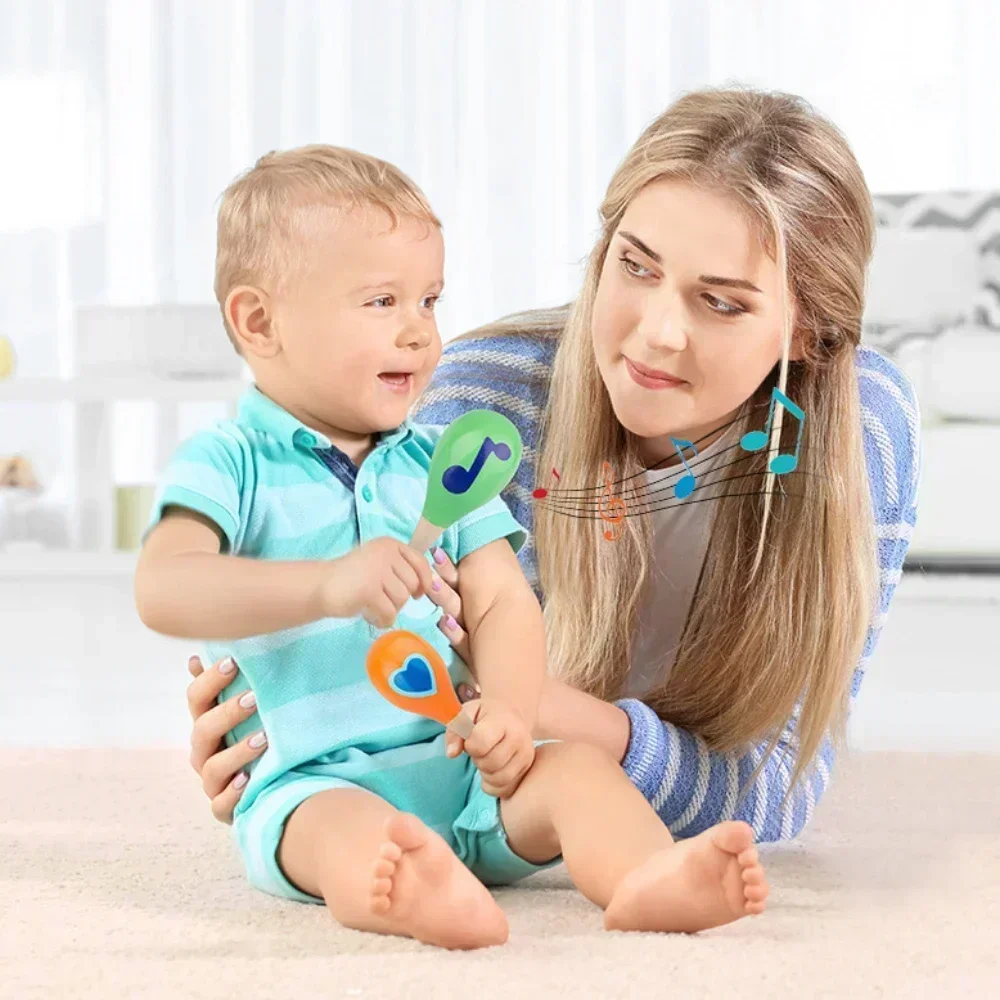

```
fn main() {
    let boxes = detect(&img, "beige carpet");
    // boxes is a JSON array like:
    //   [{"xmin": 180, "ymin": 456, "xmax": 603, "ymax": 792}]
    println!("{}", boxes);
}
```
[{"xmin": 2, "ymin": 750, "xmax": 998, "ymax": 1000}]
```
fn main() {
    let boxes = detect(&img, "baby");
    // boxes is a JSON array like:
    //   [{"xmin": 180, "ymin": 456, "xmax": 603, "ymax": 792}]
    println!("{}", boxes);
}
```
[{"xmin": 135, "ymin": 145, "xmax": 768, "ymax": 949}]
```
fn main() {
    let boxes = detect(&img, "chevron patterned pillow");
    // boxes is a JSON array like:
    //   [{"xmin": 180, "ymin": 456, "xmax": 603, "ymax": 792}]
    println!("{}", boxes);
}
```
[{"xmin": 872, "ymin": 192, "xmax": 1000, "ymax": 331}]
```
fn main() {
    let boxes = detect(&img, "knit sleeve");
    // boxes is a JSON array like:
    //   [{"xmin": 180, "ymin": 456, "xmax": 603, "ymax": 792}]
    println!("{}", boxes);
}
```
[{"xmin": 616, "ymin": 348, "xmax": 921, "ymax": 841}]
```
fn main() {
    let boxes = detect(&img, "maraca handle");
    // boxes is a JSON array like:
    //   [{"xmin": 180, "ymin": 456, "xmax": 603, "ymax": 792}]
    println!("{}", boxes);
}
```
[
  {"xmin": 447, "ymin": 708, "xmax": 475, "ymax": 740},
  {"xmin": 409, "ymin": 516, "xmax": 443, "ymax": 553}
]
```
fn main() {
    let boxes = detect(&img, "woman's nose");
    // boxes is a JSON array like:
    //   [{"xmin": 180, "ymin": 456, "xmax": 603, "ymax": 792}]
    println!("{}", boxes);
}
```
[{"xmin": 639, "ymin": 298, "xmax": 689, "ymax": 352}]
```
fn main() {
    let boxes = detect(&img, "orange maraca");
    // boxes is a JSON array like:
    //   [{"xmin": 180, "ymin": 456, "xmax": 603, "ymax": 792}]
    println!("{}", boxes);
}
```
[{"xmin": 366, "ymin": 630, "xmax": 474, "ymax": 738}]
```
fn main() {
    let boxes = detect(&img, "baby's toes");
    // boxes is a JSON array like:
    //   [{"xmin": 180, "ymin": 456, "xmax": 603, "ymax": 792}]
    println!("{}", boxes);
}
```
[
  {"xmin": 370, "ymin": 875, "xmax": 394, "ymax": 914},
  {"xmin": 373, "ymin": 856, "xmax": 396, "ymax": 879},
  {"xmin": 379, "ymin": 840, "xmax": 403, "ymax": 863},
  {"xmin": 742, "ymin": 867, "xmax": 769, "ymax": 913}
]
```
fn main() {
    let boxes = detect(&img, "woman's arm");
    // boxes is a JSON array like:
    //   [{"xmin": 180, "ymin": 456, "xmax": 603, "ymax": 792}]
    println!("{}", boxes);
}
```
[{"xmin": 535, "ymin": 676, "xmax": 631, "ymax": 761}]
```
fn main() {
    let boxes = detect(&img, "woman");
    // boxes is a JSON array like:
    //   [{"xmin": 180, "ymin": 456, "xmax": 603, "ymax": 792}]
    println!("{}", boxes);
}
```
[{"xmin": 185, "ymin": 87, "xmax": 919, "ymax": 843}]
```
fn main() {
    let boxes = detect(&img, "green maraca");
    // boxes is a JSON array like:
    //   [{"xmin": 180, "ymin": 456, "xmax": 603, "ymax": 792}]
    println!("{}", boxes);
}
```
[{"xmin": 409, "ymin": 409, "xmax": 523, "ymax": 552}]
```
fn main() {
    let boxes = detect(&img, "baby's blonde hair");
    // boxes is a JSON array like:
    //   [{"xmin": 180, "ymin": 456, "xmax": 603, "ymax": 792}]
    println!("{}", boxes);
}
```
[{"xmin": 214, "ymin": 144, "xmax": 441, "ymax": 350}]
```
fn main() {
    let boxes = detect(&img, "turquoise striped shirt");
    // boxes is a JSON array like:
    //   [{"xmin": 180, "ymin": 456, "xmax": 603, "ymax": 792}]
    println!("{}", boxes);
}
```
[{"xmin": 149, "ymin": 385, "xmax": 526, "ymax": 819}]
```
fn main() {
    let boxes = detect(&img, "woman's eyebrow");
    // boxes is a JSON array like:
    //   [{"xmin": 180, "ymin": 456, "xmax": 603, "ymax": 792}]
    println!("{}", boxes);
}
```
[
  {"xmin": 619, "ymin": 230, "xmax": 762, "ymax": 293},
  {"xmin": 700, "ymin": 274, "xmax": 763, "ymax": 294},
  {"xmin": 619, "ymin": 230, "xmax": 662, "ymax": 263}
]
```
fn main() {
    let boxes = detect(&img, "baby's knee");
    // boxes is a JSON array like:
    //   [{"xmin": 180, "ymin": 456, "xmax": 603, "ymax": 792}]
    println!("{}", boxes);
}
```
[{"xmin": 533, "ymin": 740, "xmax": 618, "ymax": 777}]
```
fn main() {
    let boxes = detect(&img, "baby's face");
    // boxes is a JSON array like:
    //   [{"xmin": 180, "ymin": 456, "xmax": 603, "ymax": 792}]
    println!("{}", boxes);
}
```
[{"xmin": 271, "ymin": 205, "xmax": 444, "ymax": 438}]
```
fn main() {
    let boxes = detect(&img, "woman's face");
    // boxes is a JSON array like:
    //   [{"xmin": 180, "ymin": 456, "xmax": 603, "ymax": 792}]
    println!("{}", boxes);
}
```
[{"xmin": 591, "ymin": 178, "xmax": 800, "ymax": 466}]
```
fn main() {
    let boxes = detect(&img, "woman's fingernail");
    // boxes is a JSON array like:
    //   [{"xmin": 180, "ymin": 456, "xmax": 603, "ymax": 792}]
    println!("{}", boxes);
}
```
[
  {"xmin": 219, "ymin": 657, "xmax": 237, "ymax": 675},
  {"xmin": 431, "ymin": 576, "xmax": 441, "ymax": 592},
  {"xmin": 445, "ymin": 615, "xmax": 457, "ymax": 630},
  {"xmin": 232, "ymin": 771, "xmax": 249, "ymax": 790},
  {"xmin": 248, "ymin": 731, "xmax": 267, "ymax": 750},
  {"xmin": 189, "ymin": 655, "xmax": 201, "ymax": 669},
  {"xmin": 432, "ymin": 547, "xmax": 447, "ymax": 565},
  {"xmin": 239, "ymin": 691, "xmax": 257, "ymax": 709}
]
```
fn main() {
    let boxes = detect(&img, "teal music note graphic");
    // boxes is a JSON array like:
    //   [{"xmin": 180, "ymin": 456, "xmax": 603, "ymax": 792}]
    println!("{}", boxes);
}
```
[
  {"xmin": 740, "ymin": 387, "xmax": 806, "ymax": 475},
  {"xmin": 441, "ymin": 437, "xmax": 512, "ymax": 495},
  {"xmin": 668, "ymin": 437, "xmax": 699, "ymax": 500}
]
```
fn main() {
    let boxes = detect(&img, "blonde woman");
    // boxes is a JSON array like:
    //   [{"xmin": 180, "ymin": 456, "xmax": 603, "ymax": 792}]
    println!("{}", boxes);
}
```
[{"xmin": 185, "ymin": 87, "xmax": 919, "ymax": 846}]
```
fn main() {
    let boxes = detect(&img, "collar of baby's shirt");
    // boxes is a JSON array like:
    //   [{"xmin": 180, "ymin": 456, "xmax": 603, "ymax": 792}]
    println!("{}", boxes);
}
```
[{"xmin": 237, "ymin": 384, "xmax": 415, "ymax": 454}]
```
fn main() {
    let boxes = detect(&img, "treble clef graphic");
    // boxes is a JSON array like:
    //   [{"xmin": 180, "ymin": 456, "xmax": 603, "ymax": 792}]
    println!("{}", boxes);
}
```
[{"xmin": 599, "ymin": 461, "xmax": 627, "ymax": 541}]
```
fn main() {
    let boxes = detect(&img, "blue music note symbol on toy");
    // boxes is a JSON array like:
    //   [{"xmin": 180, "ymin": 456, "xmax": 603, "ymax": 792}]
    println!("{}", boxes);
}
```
[
  {"xmin": 669, "ymin": 437, "xmax": 699, "ymax": 500},
  {"xmin": 441, "ymin": 437, "xmax": 512, "ymax": 495},
  {"xmin": 740, "ymin": 387, "xmax": 806, "ymax": 475}
]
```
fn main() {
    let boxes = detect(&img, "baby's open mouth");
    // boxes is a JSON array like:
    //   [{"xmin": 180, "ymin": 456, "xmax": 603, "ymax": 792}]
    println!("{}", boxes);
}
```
[{"xmin": 378, "ymin": 372, "xmax": 412, "ymax": 390}]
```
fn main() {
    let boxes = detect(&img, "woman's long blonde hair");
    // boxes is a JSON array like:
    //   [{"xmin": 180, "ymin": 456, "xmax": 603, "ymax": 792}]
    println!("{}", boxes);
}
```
[{"xmin": 460, "ymin": 88, "xmax": 879, "ymax": 793}]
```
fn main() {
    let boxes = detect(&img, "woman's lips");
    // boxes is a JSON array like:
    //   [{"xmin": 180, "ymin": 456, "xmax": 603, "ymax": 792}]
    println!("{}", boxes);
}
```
[{"xmin": 624, "ymin": 357, "xmax": 687, "ymax": 390}]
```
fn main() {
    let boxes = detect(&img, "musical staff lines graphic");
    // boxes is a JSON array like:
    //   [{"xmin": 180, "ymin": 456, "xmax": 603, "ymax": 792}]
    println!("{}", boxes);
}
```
[{"xmin": 532, "ymin": 394, "xmax": 814, "ymax": 533}]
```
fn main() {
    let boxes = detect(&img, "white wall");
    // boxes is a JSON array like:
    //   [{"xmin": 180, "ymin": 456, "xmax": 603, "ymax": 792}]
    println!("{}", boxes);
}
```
[{"xmin": 1, "ymin": 0, "xmax": 998, "ymax": 489}]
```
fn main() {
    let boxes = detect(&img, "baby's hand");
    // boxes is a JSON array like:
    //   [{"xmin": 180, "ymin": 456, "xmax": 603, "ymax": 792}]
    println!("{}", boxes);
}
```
[
  {"xmin": 447, "ymin": 698, "xmax": 535, "ymax": 798},
  {"xmin": 320, "ymin": 537, "xmax": 434, "ymax": 628}
]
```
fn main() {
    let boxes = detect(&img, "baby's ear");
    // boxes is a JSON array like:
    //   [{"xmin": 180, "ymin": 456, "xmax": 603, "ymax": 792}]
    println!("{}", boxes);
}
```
[{"xmin": 226, "ymin": 286, "xmax": 279, "ymax": 358}]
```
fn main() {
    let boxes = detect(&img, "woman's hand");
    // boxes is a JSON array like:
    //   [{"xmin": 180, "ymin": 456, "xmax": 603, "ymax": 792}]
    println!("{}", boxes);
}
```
[
  {"xmin": 186, "ymin": 655, "xmax": 268, "ymax": 824},
  {"xmin": 427, "ymin": 546, "xmax": 478, "ymax": 703}
]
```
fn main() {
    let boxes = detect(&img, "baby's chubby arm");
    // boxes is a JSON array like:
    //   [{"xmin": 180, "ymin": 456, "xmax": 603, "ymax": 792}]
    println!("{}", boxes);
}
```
[
  {"xmin": 455, "ymin": 538, "xmax": 546, "ymax": 728},
  {"xmin": 135, "ymin": 508, "xmax": 434, "ymax": 640}
]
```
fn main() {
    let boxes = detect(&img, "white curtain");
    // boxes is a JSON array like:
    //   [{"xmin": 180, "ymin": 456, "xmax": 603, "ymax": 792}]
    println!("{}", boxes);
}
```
[{"xmin": 1, "ymin": 0, "xmax": 998, "ymax": 482}]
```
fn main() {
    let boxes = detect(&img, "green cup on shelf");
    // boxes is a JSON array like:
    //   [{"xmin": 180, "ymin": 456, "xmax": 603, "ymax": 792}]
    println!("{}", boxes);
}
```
[
  {"xmin": 115, "ymin": 485, "xmax": 156, "ymax": 551},
  {"xmin": 0, "ymin": 334, "xmax": 16, "ymax": 380}
]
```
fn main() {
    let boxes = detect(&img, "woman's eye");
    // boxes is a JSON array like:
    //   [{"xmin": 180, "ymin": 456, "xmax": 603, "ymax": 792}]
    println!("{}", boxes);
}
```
[
  {"xmin": 618, "ymin": 254, "xmax": 653, "ymax": 279},
  {"xmin": 703, "ymin": 293, "xmax": 745, "ymax": 317},
  {"xmin": 368, "ymin": 295, "xmax": 394, "ymax": 308}
]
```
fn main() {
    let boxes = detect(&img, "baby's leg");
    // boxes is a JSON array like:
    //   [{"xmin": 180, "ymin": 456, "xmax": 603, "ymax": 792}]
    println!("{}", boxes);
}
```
[
  {"xmin": 499, "ymin": 742, "xmax": 768, "ymax": 933},
  {"xmin": 279, "ymin": 787, "xmax": 507, "ymax": 949}
]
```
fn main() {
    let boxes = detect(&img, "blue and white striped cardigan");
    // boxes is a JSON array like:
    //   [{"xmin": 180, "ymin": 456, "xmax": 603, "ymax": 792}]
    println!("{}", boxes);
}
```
[{"xmin": 414, "ymin": 306, "xmax": 921, "ymax": 843}]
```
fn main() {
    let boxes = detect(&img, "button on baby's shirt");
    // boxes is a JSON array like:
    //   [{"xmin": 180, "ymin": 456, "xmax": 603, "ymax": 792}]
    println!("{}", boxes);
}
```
[{"xmin": 361, "ymin": 484, "xmax": 374, "ymax": 503}]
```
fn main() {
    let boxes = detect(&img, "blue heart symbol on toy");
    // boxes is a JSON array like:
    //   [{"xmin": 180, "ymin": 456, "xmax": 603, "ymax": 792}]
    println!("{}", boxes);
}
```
[{"xmin": 388, "ymin": 654, "xmax": 437, "ymax": 699}]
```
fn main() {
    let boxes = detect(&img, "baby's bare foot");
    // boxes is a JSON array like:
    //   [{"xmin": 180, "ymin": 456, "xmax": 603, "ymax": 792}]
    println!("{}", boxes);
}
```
[
  {"xmin": 604, "ymin": 820, "xmax": 768, "ymax": 934},
  {"xmin": 369, "ymin": 812, "xmax": 508, "ymax": 949}
]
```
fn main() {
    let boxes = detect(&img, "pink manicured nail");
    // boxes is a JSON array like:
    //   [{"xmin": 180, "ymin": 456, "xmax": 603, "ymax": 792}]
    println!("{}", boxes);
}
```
[
  {"xmin": 445, "ymin": 615, "xmax": 457, "ymax": 630},
  {"xmin": 431, "ymin": 576, "xmax": 441, "ymax": 591},
  {"xmin": 219, "ymin": 656, "xmax": 237, "ymax": 675},
  {"xmin": 232, "ymin": 771, "xmax": 249, "ymax": 790},
  {"xmin": 239, "ymin": 691, "xmax": 256, "ymax": 709},
  {"xmin": 248, "ymin": 731, "xmax": 267, "ymax": 750},
  {"xmin": 432, "ymin": 547, "xmax": 447, "ymax": 565}
]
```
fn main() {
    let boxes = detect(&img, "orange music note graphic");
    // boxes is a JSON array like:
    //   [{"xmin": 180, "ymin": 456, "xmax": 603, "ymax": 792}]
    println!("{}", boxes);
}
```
[{"xmin": 599, "ymin": 461, "xmax": 627, "ymax": 541}]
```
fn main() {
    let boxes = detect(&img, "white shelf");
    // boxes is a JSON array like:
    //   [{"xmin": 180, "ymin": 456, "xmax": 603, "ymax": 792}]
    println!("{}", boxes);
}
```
[
  {"xmin": 0, "ymin": 376, "xmax": 247, "ymax": 402},
  {"xmin": 895, "ymin": 571, "xmax": 1000, "ymax": 604},
  {"xmin": 0, "ymin": 550, "xmax": 137, "ymax": 577}
]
